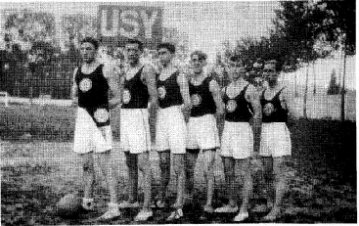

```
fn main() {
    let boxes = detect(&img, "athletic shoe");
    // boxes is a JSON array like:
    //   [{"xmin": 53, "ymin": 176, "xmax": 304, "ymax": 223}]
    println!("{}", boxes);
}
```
[
  {"xmin": 151, "ymin": 200, "xmax": 166, "ymax": 209},
  {"xmin": 233, "ymin": 211, "xmax": 249, "ymax": 222},
  {"xmin": 214, "ymin": 204, "xmax": 239, "ymax": 213},
  {"xmin": 166, "ymin": 208, "xmax": 183, "ymax": 221},
  {"xmin": 97, "ymin": 203, "xmax": 121, "ymax": 221},
  {"xmin": 134, "ymin": 209, "xmax": 153, "ymax": 222},
  {"xmin": 82, "ymin": 198, "xmax": 95, "ymax": 211},
  {"xmin": 203, "ymin": 205, "xmax": 214, "ymax": 214},
  {"xmin": 118, "ymin": 201, "xmax": 140, "ymax": 209}
]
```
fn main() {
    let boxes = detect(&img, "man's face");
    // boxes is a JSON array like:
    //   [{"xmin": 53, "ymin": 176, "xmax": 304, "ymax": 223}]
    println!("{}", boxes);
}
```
[
  {"xmin": 190, "ymin": 54, "xmax": 206, "ymax": 74},
  {"xmin": 80, "ymin": 42, "xmax": 97, "ymax": 63},
  {"xmin": 158, "ymin": 48, "xmax": 173, "ymax": 66},
  {"xmin": 125, "ymin": 43, "xmax": 141, "ymax": 64},
  {"xmin": 262, "ymin": 64, "xmax": 278, "ymax": 84},
  {"xmin": 228, "ymin": 60, "xmax": 246, "ymax": 81}
]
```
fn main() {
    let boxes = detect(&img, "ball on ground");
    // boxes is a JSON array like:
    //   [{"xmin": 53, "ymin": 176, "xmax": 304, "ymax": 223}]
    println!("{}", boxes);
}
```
[{"xmin": 56, "ymin": 193, "xmax": 82, "ymax": 218}]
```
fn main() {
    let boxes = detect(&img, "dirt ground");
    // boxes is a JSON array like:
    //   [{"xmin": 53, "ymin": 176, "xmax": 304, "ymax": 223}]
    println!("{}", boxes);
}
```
[{"xmin": 1, "ymin": 119, "xmax": 357, "ymax": 225}]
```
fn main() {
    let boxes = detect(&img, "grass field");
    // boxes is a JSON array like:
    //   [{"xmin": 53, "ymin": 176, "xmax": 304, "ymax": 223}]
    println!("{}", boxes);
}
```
[{"xmin": 0, "ymin": 105, "xmax": 357, "ymax": 224}]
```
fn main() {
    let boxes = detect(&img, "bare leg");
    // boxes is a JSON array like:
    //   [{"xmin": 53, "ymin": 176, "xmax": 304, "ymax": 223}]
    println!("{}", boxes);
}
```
[
  {"xmin": 172, "ymin": 154, "xmax": 185, "ymax": 209},
  {"xmin": 235, "ymin": 158, "xmax": 253, "ymax": 214},
  {"xmin": 138, "ymin": 152, "xmax": 152, "ymax": 210},
  {"xmin": 185, "ymin": 149, "xmax": 199, "ymax": 199},
  {"xmin": 262, "ymin": 156, "xmax": 274, "ymax": 209},
  {"xmin": 264, "ymin": 156, "xmax": 289, "ymax": 221},
  {"xmin": 158, "ymin": 150, "xmax": 171, "ymax": 201},
  {"xmin": 222, "ymin": 157, "xmax": 236, "ymax": 206},
  {"xmin": 81, "ymin": 152, "xmax": 95, "ymax": 200},
  {"xmin": 203, "ymin": 149, "xmax": 216, "ymax": 211},
  {"xmin": 125, "ymin": 151, "xmax": 138, "ymax": 203},
  {"xmin": 97, "ymin": 150, "xmax": 118, "ymax": 204}
]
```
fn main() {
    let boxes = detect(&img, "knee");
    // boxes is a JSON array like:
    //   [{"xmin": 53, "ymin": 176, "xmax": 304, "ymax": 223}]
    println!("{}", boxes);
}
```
[
  {"xmin": 159, "ymin": 158, "xmax": 170, "ymax": 172},
  {"xmin": 83, "ymin": 160, "xmax": 94, "ymax": 173},
  {"xmin": 223, "ymin": 158, "xmax": 234, "ymax": 176},
  {"xmin": 138, "ymin": 154, "xmax": 151, "ymax": 173},
  {"xmin": 173, "ymin": 156, "xmax": 185, "ymax": 175}
]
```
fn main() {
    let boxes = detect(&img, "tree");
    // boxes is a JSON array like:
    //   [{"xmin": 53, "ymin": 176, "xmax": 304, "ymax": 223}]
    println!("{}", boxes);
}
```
[
  {"xmin": 162, "ymin": 27, "xmax": 189, "ymax": 62},
  {"xmin": 327, "ymin": 69, "xmax": 340, "ymax": 95}
]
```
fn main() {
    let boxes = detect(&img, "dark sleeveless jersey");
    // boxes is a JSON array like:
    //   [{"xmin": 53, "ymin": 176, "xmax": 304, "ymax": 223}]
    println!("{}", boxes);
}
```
[
  {"xmin": 75, "ymin": 64, "xmax": 110, "ymax": 127},
  {"xmin": 122, "ymin": 66, "xmax": 149, "ymax": 109},
  {"xmin": 223, "ymin": 84, "xmax": 252, "ymax": 122},
  {"xmin": 157, "ymin": 71, "xmax": 183, "ymax": 108},
  {"xmin": 189, "ymin": 77, "xmax": 216, "ymax": 117},
  {"xmin": 261, "ymin": 87, "xmax": 288, "ymax": 123}
]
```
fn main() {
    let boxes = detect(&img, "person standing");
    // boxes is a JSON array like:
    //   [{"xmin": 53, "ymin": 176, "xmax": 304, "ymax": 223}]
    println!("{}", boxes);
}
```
[
  {"xmin": 184, "ymin": 50, "xmax": 224, "ymax": 214},
  {"xmin": 118, "ymin": 39, "xmax": 158, "ymax": 221},
  {"xmin": 154, "ymin": 42, "xmax": 191, "ymax": 221},
  {"xmin": 214, "ymin": 56, "xmax": 262, "ymax": 222},
  {"xmin": 259, "ymin": 60, "xmax": 296, "ymax": 221},
  {"xmin": 71, "ymin": 37, "xmax": 121, "ymax": 220}
]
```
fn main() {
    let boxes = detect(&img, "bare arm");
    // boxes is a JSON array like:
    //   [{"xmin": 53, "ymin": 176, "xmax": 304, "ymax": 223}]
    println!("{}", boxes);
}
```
[
  {"xmin": 280, "ymin": 87, "xmax": 298, "ymax": 125},
  {"xmin": 209, "ymin": 79, "xmax": 224, "ymax": 116},
  {"xmin": 246, "ymin": 84, "xmax": 262, "ymax": 154},
  {"xmin": 177, "ymin": 72, "xmax": 191, "ymax": 110},
  {"xmin": 71, "ymin": 67, "xmax": 78, "ymax": 106},
  {"xmin": 103, "ymin": 64, "xmax": 121, "ymax": 109},
  {"xmin": 142, "ymin": 64, "xmax": 158, "ymax": 136}
]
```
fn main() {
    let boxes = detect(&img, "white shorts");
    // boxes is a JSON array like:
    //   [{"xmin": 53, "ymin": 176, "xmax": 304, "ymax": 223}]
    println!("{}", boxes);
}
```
[
  {"xmin": 260, "ymin": 122, "xmax": 292, "ymax": 157},
  {"xmin": 120, "ymin": 109, "xmax": 151, "ymax": 154},
  {"xmin": 74, "ymin": 107, "xmax": 112, "ymax": 154},
  {"xmin": 221, "ymin": 121, "xmax": 253, "ymax": 159},
  {"xmin": 155, "ymin": 105, "xmax": 187, "ymax": 154},
  {"xmin": 186, "ymin": 114, "xmax": 219, "ymax": 150}
]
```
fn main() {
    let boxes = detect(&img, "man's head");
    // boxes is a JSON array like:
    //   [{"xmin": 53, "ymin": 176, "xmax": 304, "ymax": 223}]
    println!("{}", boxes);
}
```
[
  {"xmin": 190, "ymin": 50, "xmax": 207, "ymax": 74},
  {"xmin": 228, "ymin": 55, "xmax": 246, "ymax": 81},
  {"xmin": 80, "ymin": 37, "xmax": 99, "ymax": 63},
  {"xmin": 157, "ymin": 42, "xmax": 175, "ymax": 66},
  {"xmin": 125, "ymin": 39, "xmax": 143, "ymax": 65},
  {"xmin": 262, "ymin": 59, "xmax": 281, "ymax": 87}
]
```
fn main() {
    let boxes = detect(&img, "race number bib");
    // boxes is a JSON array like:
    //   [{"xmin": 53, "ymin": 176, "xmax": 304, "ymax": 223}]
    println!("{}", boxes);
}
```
[
  {"xmin": 226, "ymin": 100, "xmax": 237, "ymax": 113},
  {"xmin": 94, "ymin": 108, "xmax": 109, "ymax": 123},
  {"xmin": 158, "ymin": 86, "xmax": 166, "ymax": 99},
  {"xmin": 122, "ymin": 89, "xmax": 131, "ymax": 104},
  {"xmin": 191, "ymin": 94, "xmax": 202, "ymax": 107},
  {"xmin": 79, "ymin": 78, "xmax": 92, "ymax": 92},
  {"xmin": 263, "ymin": 103, "xmax": 275, "ymax": 116}
]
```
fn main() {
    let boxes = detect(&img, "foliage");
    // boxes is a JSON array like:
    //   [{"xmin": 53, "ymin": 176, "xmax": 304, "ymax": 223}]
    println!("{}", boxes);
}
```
[
  {"xmin": 4, "ymin": 10, "xmax": 55, "ymax": 45},
  {"xmin": 162, "ymin": 27, "xmax": 190, "ymax": 61},
  {"xmin": 327, "ymin": 69, "xmax": 340, "ymax": 95}
]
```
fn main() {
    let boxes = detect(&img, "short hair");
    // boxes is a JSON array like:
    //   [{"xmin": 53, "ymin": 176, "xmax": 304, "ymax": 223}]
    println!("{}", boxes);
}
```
[
  {"xmin": 190, "ymin": 50, "xmax": 207, "ymax": 61},
  {"xmin": 157, "ymin": 42, "xmax": 176, "ymax": 54},
  {"xmin": 125, "ymin": 39, "xmax": 143, "ymax": 51},
  {"xmin": 80, "ymin": 37, "xmax": 99, "ymax": 50},
  {"xmin": 229, "ymin": 55, "xmax": 242, "ymax": 63},
  {"xmin": 265, "ymin": 59, "xmax": 282, "ymax": 72}
]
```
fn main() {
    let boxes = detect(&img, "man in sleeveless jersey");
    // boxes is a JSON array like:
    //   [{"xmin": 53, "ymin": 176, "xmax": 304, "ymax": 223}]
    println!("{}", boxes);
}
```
[
  {"xmin": 155, "ymin": 43, "xmax": 191, "ymax": 221},
  {"xmin": 214, "ymin": 56, "xmax": 262, "ymax": 222},
  {"xmin": 71, "ymin": 37, "xmax": 121, "ymax": 220},
  {"xmin": 258, "ymin": 60, "xmax": 297, "ymax": 221},
  {"xmin": 118, "ymin": 39, "xmax": 157, "ymax": 221},
  {"xmin": 185, "ymin": 51, "xmax": 224, "ymax": 215}
]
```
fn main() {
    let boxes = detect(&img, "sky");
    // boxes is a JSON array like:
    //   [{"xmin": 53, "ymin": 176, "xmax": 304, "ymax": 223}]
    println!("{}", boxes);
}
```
[{"xmin": 0, "ymin": 1, "xmax": 279, "ymax": 63}]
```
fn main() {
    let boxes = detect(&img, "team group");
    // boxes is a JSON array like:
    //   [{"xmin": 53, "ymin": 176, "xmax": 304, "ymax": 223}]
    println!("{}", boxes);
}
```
[{"xmin": 71, "ymin": 37, "xmax": 296, "ymax": 222}]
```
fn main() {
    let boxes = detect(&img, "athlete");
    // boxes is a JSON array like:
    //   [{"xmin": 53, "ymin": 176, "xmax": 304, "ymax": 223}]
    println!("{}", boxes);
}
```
[
  {"xmin": 154, "ymin": 42, "xmax": 191, "ymax": 221},
  {"xmin": 71, "ymin": 37, "xmax": 121, "ymax": 220},
  {"xmin": 118, "ymin": 39, "xmax": 157, "ymax": 221},
  {"xmin": 258, "ymin": 60, "xmax": 296, "ymax": 221},
  {"xmin": 185, "ymin": 50, "xmax": 224, "ymax": 214},
  {"xmin": 214, "ymin": 55, "xmax": 262, "ymax": 222}
]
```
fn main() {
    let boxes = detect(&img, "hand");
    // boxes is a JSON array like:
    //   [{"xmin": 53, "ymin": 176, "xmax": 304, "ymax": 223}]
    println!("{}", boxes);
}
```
[{"xmin": 71, "ymin": 99, "xmax": 78, "ymax": 107}]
